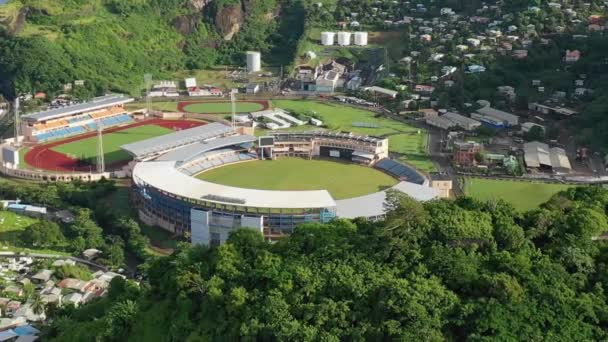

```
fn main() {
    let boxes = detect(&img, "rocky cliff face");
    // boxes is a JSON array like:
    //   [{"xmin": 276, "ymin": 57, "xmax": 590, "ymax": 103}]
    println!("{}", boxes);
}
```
[{"xmin": 215, "ymin": 5, "xmax": 244, "ymax": 40}]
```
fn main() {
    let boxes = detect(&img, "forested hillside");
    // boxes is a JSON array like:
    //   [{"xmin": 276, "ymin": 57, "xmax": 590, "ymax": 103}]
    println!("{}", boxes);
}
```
[
  {"xmin": 0, "ymin": 0, "xmax": 305, "ymax": 97},
  {"xmin": 46, "ymin": 188, "xmax": 608, "ymax": 341}
]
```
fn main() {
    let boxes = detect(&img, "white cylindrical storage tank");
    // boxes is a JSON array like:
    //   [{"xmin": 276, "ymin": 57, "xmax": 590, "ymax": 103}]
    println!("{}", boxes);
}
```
[
  {"xmin": 337, "ymin": 31, "xmax": 351, "ymax": 46},
  {"xmin": 320, "ymin": 31, "xmax": 335, "ymax": 46},
  {"xmin": 354, "ymin": 31, "xmax": 368, "ymax": 46},
  {"xmin": 246, "ymin": 51, "xmax": 261, "ymax": 73}
]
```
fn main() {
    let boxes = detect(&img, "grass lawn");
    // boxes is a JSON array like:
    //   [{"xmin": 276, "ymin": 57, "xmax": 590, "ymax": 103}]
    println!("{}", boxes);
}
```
[
  {"xmin": 197, "ymin": 158, "xmax": 398, "ymax": 199},
  {"xmin": 0, "ymin": 211, "xmax": 69, "ymax": 255},
  {"xmin": 464, "ymin": 178, "xmax": 573, "ymax": 211},
  {"xmin": 182, "ymin": 101, "xmax": 265, "ymax": 114},
  {"xmin": 271, "ymin": 100, "xmax": 433, "ymax": 171},
  {"xmin": 51, "ymin": 124, "xmax": 174, "ymax": 165},
  {"xmin": 0, "ymin": 211, "xmax": 37, "ymax": 246}
]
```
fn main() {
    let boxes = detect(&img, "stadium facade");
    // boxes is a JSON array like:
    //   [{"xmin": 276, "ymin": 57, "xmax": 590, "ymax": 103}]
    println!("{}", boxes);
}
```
[{"xmin": 125, "ymin": 122, "xmax": 440, "ymax": 246}]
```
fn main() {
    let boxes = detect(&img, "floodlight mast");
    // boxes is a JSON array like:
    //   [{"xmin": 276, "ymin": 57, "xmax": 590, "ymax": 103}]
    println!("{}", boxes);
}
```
[
  {"xmin": 13, "ymin": 97, "xmax": 20, "ymax": 148},
  {"xmin": 144, "ymin": 73, "xmax": 152, "ymax": 117},
  {"xmin": 97, "ymin": 122, "xmax": 105, "ymax": 173},
  {"xmin": 230, "ymin": 89, "xmax": 237, "ymax": 129}
]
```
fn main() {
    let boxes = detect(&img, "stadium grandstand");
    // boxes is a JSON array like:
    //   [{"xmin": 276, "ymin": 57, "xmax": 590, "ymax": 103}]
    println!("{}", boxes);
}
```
[
  {"xmin": 126, "ymin": 123, "xmax": 441, "ymax": 245},
  {"xmin": 268, "ymin": 131, "xmax": 389, "ymax": 164},
  {"xmin": 121, "ymin": 122, "xmax": 235, "ymax": 161},
  {"xmin": 21, "ymin": 94, "xmax": 134, "ymax": 143}
]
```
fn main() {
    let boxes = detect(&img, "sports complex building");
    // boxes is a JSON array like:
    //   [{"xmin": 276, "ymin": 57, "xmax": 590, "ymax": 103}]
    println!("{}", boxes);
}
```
[
  {"xmin": 126, "ymin": 122, "xmax": 441, "ymax": 246},
  {"xmin": 0, "ymin": 93, "xmax": 445, "ymax": 245}
]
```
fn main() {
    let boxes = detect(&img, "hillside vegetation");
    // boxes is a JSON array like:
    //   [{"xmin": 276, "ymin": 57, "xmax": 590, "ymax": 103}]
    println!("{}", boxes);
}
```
[
  {"xmin": 0, "ymin": 0, "xmax": 305, "ymax": 97},
  {"xmin": 46, "ymin": 187, "xmax": 608, "ymax": 341}
]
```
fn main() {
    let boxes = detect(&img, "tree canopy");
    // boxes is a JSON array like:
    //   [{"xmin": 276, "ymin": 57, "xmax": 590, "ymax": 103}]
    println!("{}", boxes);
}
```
[{"xmin": 46, "ymin": 187, "xmax": 608, "ymax": 341}]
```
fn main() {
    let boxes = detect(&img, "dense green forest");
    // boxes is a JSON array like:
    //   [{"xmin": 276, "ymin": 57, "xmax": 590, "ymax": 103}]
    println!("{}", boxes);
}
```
[
  {"xmin": 45, "ymin": 187, "xmax": 608, "ymax": 341},
  {"xmin": 0, "ymin": 0, "xmax": 306, "ymax": 97}
]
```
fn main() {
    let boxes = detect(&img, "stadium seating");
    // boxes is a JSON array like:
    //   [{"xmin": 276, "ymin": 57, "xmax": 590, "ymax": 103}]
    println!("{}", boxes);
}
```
[{"xmin": 375, "ymin": 158, "xmax": 426, "ymax": 185}]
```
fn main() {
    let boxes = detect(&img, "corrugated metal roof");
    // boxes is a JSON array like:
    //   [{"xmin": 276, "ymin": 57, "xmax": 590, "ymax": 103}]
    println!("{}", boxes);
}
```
[
  {"xmin": 121, "ymin": 122, "xmax": 232, "ymax": 158},
  {"xmin": 22, "ymin": 94, "xmax": 133, "ymax": 122},
  {"xmin": 133, "ymin": 161, "xmax": 337, "ymax": 209},
  {"xmin": 156, "ymin": 134, "xmax": 257, "ymax": 163},
  {"xmin": 476, "ymin": 106, "xmax": 519, "ymax": 124}
]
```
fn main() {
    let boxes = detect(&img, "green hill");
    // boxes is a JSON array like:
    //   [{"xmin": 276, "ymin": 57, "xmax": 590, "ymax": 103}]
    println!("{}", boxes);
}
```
[{"xmin": 0, "ymin": 0, "xmax": 305, "ymax": 97}]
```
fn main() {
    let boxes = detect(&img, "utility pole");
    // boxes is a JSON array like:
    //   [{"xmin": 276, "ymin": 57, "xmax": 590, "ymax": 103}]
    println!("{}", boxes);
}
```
[{"xmin": 96, "ymin": 122, "xmax": 105, "ymax": 173}]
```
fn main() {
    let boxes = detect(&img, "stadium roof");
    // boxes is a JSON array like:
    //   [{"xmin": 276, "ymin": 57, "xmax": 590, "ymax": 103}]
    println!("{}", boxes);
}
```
[
  {"xmin": 271, "ymin": 131, "xmax": 385, "ymax": 143},
  {"xmin": 133, "ymin": 161, "xmax": 337, "ymax": 209},
  {"xmin": 22, "ymin": 94, "xmax": 133, "ymax": 122},
  {"xmin": 121, "ymin": 122, "xmax": 233, "ymax": 158},
  {"xmin": 156, "ymin": 134, "xmax": 257, "ymax": 163},
  {"xmin": 335, "ymin": 181, "xmax": 439, "ymax": 218}
]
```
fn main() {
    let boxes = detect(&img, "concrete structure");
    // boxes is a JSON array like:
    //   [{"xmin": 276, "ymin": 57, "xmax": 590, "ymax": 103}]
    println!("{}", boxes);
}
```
[
  {"xmin": 321, "ymin": 31, "xmax": 335, "ymax": 45},
  {"xmin": 430, "ymin": 173, "xmax": 453, "ymax": 198},
  {"xmin": 523, "ymin": 141, "xmax": 572, "ymax": 173},
  {"xmin": 337, "ymin": 32, "xmax": 351, "ymax": 46},
  {"xmin": 353, "ymin": 31, "xmax": 368, "ymax": 46},
  {"xmin": 246, "ymin": 51, "xmax": 261, "ymax": 73},
  {"xmin": 453, "ymin": 141, "xmax": 482, "ymax": 166}
]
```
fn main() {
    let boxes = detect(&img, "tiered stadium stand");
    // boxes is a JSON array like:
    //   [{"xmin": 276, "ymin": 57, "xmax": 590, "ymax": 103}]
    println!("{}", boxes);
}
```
[
  {"xmin": 375, "ymin": 158, "xmax": 426, "ymax": 185},
  {"xmin": 178, "ymin": 149, "xmax": 258, "ymax": 176}
]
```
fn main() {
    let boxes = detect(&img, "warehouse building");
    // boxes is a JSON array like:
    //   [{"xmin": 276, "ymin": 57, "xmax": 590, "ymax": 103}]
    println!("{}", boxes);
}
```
[
  {"xmin": 523, "ymin": 141, "xmax": 571, "ymax": 173},
  {"xmin": 472, "ymin": 106, "xmax": 519, "ymax": 127}
]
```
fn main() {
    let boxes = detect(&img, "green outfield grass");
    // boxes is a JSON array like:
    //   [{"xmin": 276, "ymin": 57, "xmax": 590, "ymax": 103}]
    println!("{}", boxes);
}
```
[
  {"xmin": 464, "ymin": 178, "xmax": 573, "ymax": 211},
  {"xmin": 182, "ymin": 101, "xmax": 265, "ymax": 114},
  {"xmin": 197, "ymin": 158, "xmax": 398, "ymax": 199},
  {"xmin": 271, "ymin": 100, "xmax": 433, "ymax": 171},
  {"xmin": 51, "ymin": 124, "xmax": 174, "ymax": 165}
]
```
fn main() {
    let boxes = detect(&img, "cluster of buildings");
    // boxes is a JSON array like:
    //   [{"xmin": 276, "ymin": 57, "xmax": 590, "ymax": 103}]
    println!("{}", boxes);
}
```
[
  {"xmin": 150, "ymin": 79, "xmax": 224, "ymax": 98},
  {"xmin": 294, "ymin": 60, "xmax": 350, "ymax": 93},
  {"xmin": 0, "ymin": 256, "xmax": 124, "ymax": 339}
]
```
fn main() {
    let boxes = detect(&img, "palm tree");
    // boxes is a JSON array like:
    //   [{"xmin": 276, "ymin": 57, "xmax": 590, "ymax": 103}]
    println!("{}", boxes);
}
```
[{"xmin": 30, "ymin": 293, "xmax": 46, "ymax": 316}]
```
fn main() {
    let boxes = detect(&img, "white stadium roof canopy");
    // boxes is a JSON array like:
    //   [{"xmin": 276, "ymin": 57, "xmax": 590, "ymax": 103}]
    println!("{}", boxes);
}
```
[
  {"xmin": 22, "ymin": 94, "xmax": 133, "ymax": 122},
  {"xmin": 121, "ymin": 122, "xmax": 233, "ymax": 158},
  {"xmin": 335, "ymin": 181, "xmax": 439, "ymax": 218},
  {"xmin": 156, "ymin": 134, "xmax": 257, "ymax": 163},
  {"xmin": 133, "ymin": 161, "xmax": 337, "ymax": 209}
]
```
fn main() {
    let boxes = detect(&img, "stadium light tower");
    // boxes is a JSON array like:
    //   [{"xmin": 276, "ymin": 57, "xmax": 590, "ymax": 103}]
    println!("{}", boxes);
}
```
[
  {"xmin": 144, "ymin": 73, "xmax": 152, "ymax": 116},
  {"xmin": 230, "ymin": 89, "xmax": 237, "ymax": 129},
  {"xmin": 96, "ymin": 122, "xmax": 105, "ymax": 173},
  {"xmin": 13, "ymin": 97, "xmax": 20, "ymax": 148}
]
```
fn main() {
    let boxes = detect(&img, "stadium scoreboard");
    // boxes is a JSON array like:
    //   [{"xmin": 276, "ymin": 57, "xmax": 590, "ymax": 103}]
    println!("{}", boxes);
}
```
[{"xmin": 258, "ymin": 136, "xmax": 275, "ymax": 147}]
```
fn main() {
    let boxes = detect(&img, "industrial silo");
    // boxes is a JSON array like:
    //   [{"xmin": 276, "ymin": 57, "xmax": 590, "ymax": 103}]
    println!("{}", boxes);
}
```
[
  {"xmin": 320, "ymin": 31, "xmax": 335, "ymax": 45},
  {"xmin": 246, "ymin": 51, "xmax": 261, "ymax": 73},
  {"xmin": 337, "ymin": 32, "xmax": 351, "ymax": 46},
  {"xmin": 354, "ymin": 32, "xmax": 368, "ymax": 46}
]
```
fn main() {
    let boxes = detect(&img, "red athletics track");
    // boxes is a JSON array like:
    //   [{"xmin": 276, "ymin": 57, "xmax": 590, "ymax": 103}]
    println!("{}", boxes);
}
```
[
  {"xmin": 177, "ymin": 100, "xmax": 270, "ymax": 113},
  {"xmin": 24, "ymin": 119, "xmax": 204, "ymax": 172}
]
